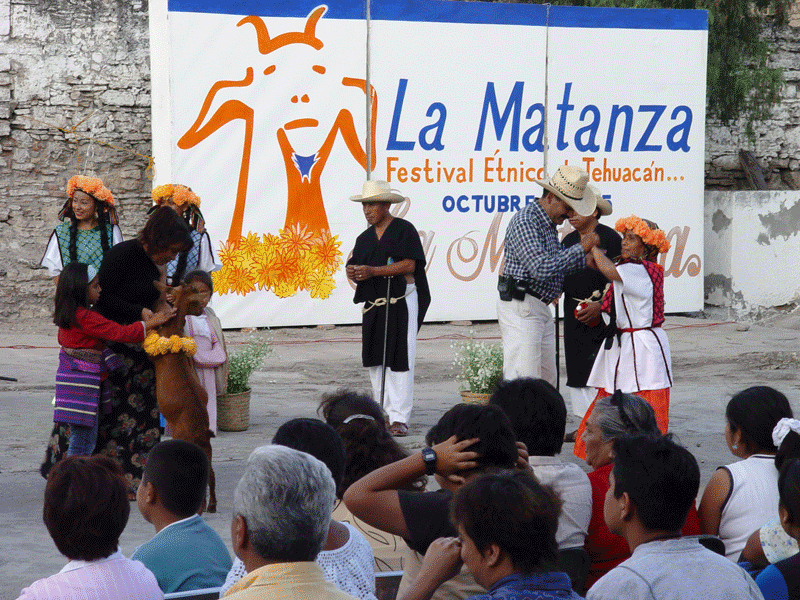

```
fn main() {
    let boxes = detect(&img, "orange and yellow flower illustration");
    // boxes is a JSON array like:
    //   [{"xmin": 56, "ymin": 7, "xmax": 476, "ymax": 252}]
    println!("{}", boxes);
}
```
[{"xmin": 213, "ymin": 224, "xmax": 342, "ymax": 299}]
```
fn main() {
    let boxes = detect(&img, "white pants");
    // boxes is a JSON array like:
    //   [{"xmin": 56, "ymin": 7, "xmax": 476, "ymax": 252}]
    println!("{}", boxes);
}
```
[
  {"xmin": 568, "ymin": 385, "xmax": 596, "ymax": 419},
  {"xmin": 368, "ymin": 285, "xmax": 417, "ymax": 424},
  {"xmin": 497, "ymin": 293, "xmax": 557, "ymax": 387}
]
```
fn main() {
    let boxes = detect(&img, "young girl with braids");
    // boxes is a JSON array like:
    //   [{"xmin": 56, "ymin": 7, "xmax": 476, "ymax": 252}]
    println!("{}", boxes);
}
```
[
  {"xmin": 50, "ymin": 262, "xmax": 174, "ymax": 458},
  {"xmin": 150, "ymin": 184, "xmax": 219, "ymax": 286},
  {"xmin": 41, "ymin": 176, "xmax": 122, "ymax": 281},
  {"xmin": 573, "ymin": 215, "xmax": 672, "ymax": 460}
]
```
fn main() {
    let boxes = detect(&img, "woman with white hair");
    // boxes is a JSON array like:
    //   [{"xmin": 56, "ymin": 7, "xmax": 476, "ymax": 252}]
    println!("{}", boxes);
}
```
[{"xmin": 226, "ymin": 444, "xmax": 358, "ymax": 600}]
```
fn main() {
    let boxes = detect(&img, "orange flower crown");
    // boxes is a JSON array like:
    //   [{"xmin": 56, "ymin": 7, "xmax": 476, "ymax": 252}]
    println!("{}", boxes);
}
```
[
  {"xmin": 152, "ymin": 183, "xmax": 200, "ymax": 208},
  {"xmin": 66, "ymin": 175, "xmax": 115, "ymax": 206},
  {"xmin": 615, "ymin": 215, "xmax": 671, "ymax": 254}
]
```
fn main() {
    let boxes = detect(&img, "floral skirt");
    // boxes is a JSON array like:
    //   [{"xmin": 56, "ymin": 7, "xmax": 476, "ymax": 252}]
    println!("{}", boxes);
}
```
[{"xmin": 41, "ymin": 342, "xmax": 161, "ymax": 492}]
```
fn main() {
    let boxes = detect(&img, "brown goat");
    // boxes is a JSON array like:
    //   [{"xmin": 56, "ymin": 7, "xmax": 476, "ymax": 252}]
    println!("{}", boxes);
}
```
[{"xmin": 149, "ymin": 282, "xmax": 216, "ymax": 513}]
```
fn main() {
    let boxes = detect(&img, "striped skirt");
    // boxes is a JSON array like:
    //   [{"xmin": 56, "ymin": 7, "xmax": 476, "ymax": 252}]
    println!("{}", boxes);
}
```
[{"xmin": 53, "ymin": 349, "xmax": 109, "ymax": 427}]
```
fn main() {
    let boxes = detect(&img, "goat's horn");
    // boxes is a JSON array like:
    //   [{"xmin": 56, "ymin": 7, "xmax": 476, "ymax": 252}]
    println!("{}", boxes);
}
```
[{"xmin": 237, "ymin": 15, "xmax": 271, "ymax": 55}]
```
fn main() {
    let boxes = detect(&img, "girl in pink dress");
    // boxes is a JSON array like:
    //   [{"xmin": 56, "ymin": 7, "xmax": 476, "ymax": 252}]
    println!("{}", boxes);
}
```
[{"xmin": 182, "ymin": 270, "xmax": 228, "ymax": 435}]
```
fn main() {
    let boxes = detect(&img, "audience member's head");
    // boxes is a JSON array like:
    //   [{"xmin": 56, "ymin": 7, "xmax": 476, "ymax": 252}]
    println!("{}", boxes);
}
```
[
  {"xmin": 138, "ymin": 439, "xmax": 209, "ymax": 521},
  {"xmin": 318, "ymin": 389, "xmax": 421, "ymax": 496},
  {"xmin": 726, "ymin": 386, "xmax": 793, "ymax": 455},
  {"xmin": 272, "ymin": 417, "xmax": 345, "ymax": 496},
  {"xmin": 233, "ymin": 445, "xmax": 335, "ymax": 564},
  {"xmin": 451, "ymin": 471, "xmax": 561, "ymax": 585},
  {"xmin": 582, "ymin": 390, "xmax": 660, "ymax": 469},
  {"xmin": 426, "ymin": 403, "xmax": 518, "ymax": 475},
  {"xmin": 607, "ymin": 434, "xmax": 700, "ymax": 537},
  {"xmin": 778, "ymin": 457, "xmax": 800, "ymax": 541},
  {"xmin": 774, "ymin": 419, "xmax": 800, "ymax": 471},
  {"xmin": 489, "ymin": 378, "xmax": 566, "ymax": 456},
  {"xmin": 43, "ymin": 455, "xmax": 130, "ymax": 561}
]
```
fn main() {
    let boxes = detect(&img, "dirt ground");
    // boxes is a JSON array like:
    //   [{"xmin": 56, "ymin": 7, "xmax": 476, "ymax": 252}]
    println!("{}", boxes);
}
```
[{"xmin": 2, "ymin": 308, "xmax": 800, "ymax": 598}]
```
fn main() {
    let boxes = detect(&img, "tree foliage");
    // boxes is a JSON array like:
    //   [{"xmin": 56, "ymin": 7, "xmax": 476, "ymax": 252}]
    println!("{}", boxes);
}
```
[{"xmin": 523, "ymin": 0, "xmax": 791, "ymax": 134}]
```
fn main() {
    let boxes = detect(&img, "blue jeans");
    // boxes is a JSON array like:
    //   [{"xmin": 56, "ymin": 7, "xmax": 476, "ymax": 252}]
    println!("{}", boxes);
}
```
[{"xmin": 66, "ymin": 421, "xmax": 98, "ymax": 457}]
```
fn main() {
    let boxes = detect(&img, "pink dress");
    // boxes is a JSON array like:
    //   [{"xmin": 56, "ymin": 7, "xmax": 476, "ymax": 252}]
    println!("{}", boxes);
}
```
[{"xmin": 185, "ymin": 311, "xmax": 226, "ymax": 435}]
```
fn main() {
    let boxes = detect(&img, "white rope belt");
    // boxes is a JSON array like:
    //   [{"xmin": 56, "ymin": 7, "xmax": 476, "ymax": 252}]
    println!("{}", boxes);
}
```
[{"xmin": 362, "ymin": 290, "xmax": 412, "ymax": 314}]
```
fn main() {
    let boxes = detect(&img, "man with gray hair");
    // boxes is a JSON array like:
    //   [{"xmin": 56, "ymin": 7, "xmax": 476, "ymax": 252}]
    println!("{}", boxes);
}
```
[{"xmin": 225, "ymin": 445, "xmax": 358, "ymax": 600}]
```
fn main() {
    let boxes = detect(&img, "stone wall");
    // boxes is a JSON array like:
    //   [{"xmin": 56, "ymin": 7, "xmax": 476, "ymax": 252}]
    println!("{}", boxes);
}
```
[
  {"xmin": 1, "ymin": 1, "xmax": 799, "ymax": 324},
  {"xmin": 705, "ymin": 17, "xmax": 800, "ymax": 190},
  {"xmin": 0, "ymin": 0, "xmax": 153, "ymax": 323}
]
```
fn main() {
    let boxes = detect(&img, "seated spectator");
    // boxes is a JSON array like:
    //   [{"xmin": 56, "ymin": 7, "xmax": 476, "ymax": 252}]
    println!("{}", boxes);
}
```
[
  {"xmin": 221, "ymin": 418, "xmax": 377, "ymax": 600},
  {"xmin": 741, "ymin": 419, "xmax": 800, "ymax": 569},
  {"xmin": 344, "ymin": 403, "xmax": 519, "ymax": 600},
  {"xmin": 580, "ymin": 391, "xmax": 700, "ymax": 588},
  {"xmin": 588, "ymin": 434, "xmax": 762, "ymax": 600},
  {"xmin": 132, "ymin": 439, "xmax": 232, "ymax": 593},
  {"xmin": 16, "ymin": 455, "xmax": 162, "ymax": 600},
  {"xmin": 225, "ymin": 444, "xmax": 357, "ymax": 600},
  {"xmin": 490, "ymin": 377, "xmax": 591, "ymax": 550},
  {"xmin": 756, "ymin": 457, "xmax": 800, "ymax": 600},
  {"xmin": 320, "ymin": 388, "xmax": 425, "ymax": 571},
  {"xmin": 699, "ymin": 386, "xmax": 793, "ymax": 560},
  {"xmin": 402, "ymin": 471, "xmax": 581, "ymax": 600}
]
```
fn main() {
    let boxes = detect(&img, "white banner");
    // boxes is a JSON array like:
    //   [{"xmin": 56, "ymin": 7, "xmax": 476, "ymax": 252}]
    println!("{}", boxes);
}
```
[{"xmin": 154, "ymin": 0, "xmax": 708, "ymax": 328}]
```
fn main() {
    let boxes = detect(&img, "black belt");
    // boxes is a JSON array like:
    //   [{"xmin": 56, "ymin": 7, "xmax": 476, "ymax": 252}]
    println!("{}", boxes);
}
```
[{"xmin": 498, "ymin": 275, "xmax": 547, "ymax": 303}]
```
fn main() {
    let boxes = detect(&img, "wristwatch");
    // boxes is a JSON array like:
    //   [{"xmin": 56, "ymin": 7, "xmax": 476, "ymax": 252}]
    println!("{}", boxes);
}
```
[{"xmin": 421, "ymin": 447, "xmax": 437, "ymax": 475}]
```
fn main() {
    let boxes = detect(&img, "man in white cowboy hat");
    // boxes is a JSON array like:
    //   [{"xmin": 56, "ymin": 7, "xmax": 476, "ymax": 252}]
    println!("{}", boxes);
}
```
[
  {"xmin": 561, "ymin": 186, "xmax": 621, "ymax": 442},
  {"xmin": 497, "ymin": 165, "xmax": 599, "ymax": 386},
  {"xmin": 346, "ymin": 180, "xmax": 431, "ymax": 437}
]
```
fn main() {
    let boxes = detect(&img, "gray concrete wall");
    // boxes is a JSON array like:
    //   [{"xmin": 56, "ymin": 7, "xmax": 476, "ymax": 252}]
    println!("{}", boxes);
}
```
[
  {"xmin": 1, "ymin": 1, "xmax": 799, "ymax": 323},
  {"xmin": 705, "ymin": 190, "xmax": 800, "ymax": 317}
]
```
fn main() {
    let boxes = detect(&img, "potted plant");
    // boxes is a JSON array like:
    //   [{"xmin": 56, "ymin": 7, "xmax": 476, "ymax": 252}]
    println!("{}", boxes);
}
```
[
  {"xmin": 218, "ymin": 339, "xmax": 271, "ymax": 431},
  {"xmin": 452, "ymin": 335, "xmax": 503, "ymax": 404}
]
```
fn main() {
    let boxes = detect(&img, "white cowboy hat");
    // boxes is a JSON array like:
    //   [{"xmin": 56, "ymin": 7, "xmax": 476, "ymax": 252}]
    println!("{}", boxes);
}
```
[
  {"xmin": 535, "ymin": 165, "xmax": 597, "ymax": 217},
  {"xmin": 587, "ymin": 185, "xmax": 612, "ymax": 216},
  {"xmin": 350, "ymin": 180, "xmax": 405, "ymax": 203}
]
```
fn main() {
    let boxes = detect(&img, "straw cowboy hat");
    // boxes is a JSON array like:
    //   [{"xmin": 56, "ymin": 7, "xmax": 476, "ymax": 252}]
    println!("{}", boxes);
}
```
[
  {"xmin": 587, "ymin": 185, "xmax": 612, "ymax": 216},
  {"xmin": 535, "ymin": 165, "xmax": 597, "ymax": 217},
  {"xmin": 350, "ymin": 180, "xmax": 405, "ymax": 204}
]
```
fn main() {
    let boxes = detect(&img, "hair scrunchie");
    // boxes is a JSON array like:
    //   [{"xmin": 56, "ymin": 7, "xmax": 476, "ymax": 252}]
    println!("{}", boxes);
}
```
[{"xmin": 773, "ymin": 418, "xmax": 800, "ymax": 447}]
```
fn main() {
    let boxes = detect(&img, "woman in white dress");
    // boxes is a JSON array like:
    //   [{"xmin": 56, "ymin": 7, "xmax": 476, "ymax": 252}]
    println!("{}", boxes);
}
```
[
  {"xmin": 573, "ymin": 215, "xmax": 672, "ymax": 460},
  {"xmin": 41, "ymin": 175, "xmax": 122, "ymax": 280}
]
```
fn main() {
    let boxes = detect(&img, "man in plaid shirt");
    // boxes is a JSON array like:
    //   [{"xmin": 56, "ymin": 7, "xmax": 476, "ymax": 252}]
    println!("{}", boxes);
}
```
[{"xmin": 497, "ymin": 165, "xmax": 600, "ymax": 386}]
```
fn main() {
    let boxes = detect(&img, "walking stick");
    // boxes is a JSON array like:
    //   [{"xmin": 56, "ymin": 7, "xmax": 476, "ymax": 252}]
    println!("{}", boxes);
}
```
[
  {"xmin": 379, "ymin": 271, "xmax": 393, "ymax": 409},
  {"xmin": 555, "ymin": 302, "xmax": 560, "ymax": 392}
]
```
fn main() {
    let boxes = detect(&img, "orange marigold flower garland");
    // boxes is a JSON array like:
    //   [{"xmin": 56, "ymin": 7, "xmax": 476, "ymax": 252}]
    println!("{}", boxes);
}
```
[
  {"xmin": 615, "ymin": 215, "xmax": 671, "ymax": 255},
  {"xmin": 152, "ymin": 183, "xmax": 201, "ymax": 207},
  {"xmin": 213, "ymin": 227, "xmax": 342, "ymax": 299},
  {"xmin": 67, "ymin": 175, "xmax": 115, "ymax": 206}
]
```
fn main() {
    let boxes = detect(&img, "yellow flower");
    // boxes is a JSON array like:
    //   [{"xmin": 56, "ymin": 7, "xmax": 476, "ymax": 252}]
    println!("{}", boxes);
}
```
[
  {"xmin": 308, "ymin": 271, "xmax": 335, "ymax": 299},
  {"xmin": 310, "ymin": 231, "xmax": 343, "ymax": 275},
  {"xmin": 217, "ymin": 240, "xmax": 243, "ymax": 268},
  {"xmin": 212, "ymin": 268, "xmax": 231, "ymax": 295},
  {"xmin": 239, "ymin": 231, "xmax": 262, "ymax": 258},
  {"xmin": 228, "ymin": 264, "xmax": 257, "ymax": 296},
  {"xmin": 274, "ymin": 279, "xmax": 297, "ymax": 298},
  {"xmin": 280, "ymin": 223, "xmax": 314, "ymax": 258}
]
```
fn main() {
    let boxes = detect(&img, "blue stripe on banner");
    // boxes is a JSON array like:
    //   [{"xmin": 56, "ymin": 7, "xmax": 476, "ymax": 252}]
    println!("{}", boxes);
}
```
[{"xmin": 168, "ymin": 0, "xmax": 707, "ymax": 31}]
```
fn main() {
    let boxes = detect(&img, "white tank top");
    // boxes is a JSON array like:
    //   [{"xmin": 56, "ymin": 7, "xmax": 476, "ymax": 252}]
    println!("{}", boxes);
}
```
[{"xmin": 718, "ymin": 454, "xmax": 779, "ymax": 560}]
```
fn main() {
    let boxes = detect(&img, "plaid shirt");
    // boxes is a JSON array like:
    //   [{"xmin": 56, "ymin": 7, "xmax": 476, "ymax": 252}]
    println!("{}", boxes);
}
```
[{"xmin": 501, "ymin": 200, "xmax": 586, "ymax": 302}]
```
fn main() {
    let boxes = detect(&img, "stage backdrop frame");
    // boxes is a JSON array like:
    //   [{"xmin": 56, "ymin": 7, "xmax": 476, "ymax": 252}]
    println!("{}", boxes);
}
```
[{"xmin": 150, "ymin": 0, "xmax": 708, "ymax": 328}]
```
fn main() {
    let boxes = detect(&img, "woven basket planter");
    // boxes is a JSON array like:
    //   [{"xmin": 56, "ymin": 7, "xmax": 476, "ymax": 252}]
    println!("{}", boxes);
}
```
[
  {"xmin": 218, "ymin": 389, "xmax": 251, "ymax": 432},
  {"xmin": 460, "ymin": 391, "xmax": 491, "ymax": 405}
]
